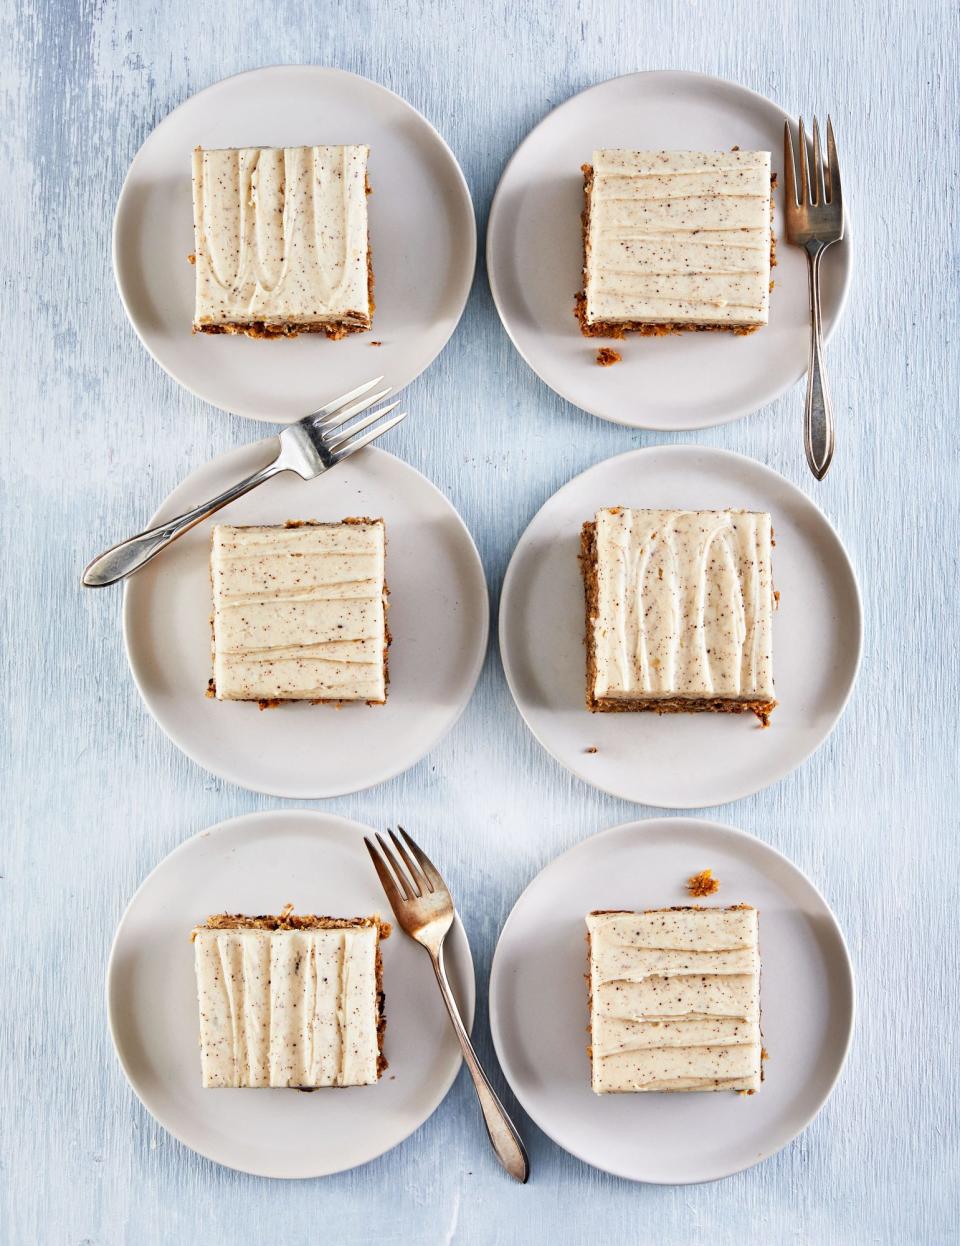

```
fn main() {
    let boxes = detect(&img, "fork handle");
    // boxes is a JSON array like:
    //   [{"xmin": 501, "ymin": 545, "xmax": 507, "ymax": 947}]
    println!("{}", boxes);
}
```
[
  {"xmin": 430, "ymin": 945, "xmax": 529, "ymax": 1183},
  {"xmin": 803, "ymin": 243, "xmax": 836, "ymax": 480},
  {"xmin": 81, "ymin": 458, "xmax": 284, "ymax": 588}
]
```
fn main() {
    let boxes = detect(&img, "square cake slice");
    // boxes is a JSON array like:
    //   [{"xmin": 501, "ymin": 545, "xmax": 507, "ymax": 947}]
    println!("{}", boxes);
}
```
[
  {"xmin": 581, "ymin": 507, "xmax": 776, "ymax": 724},
  {"xmin": 210, "ymin": 519, "xmax": 388, "ymax": 706},
  {"xmin": 577, "ymin": 149, "xmax": 773, "ymax": 336},
  {"xmin": 586, "ymin": 906, "xmax": 762, "ymax": 1094},
  {"xmin": 191, "ymin": 145, "xmax": 373, "ymax": 338},
  {"xmin": 192, "ymin": 909, "xmax": 390, "ymax": 1088}
]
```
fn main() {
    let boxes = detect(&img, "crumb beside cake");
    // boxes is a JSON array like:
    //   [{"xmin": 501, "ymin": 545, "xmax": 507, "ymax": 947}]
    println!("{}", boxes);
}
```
[
  {"xmin": 580, "ymin": 507, "xmax": 777, "ymax": 724},
  {"xmin": 209, "ymin": 519, "xmax": 389, "ymax": 708},
  {"xmin": 191, "ymin": 145, "xmax": 374, "ymax": 338},
  {"xmin": 192, "ymin": 905, "xmax": 390, "ymax": 1088},
  {"xmin": 687, "ymin": 869, "xmax": 720, "ymax": 897},
  {"xmin": 595, "ymin": 347, "xmax": 622, "ymax": 367},
  {"xmin": 576, "ymin": 149, "xmax": 774, "ymax": 338},
  {"xmin": 586, "ymin": 905, "xmax": 762, "ymax": 1094}
]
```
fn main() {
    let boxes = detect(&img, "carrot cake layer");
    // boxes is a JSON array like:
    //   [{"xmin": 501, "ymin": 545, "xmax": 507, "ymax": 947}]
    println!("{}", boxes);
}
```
[
  {"xmin": 191, "ymin": 145, "xmax": 372, "ymax": 337},
  {"xmin": 192, "ymin": 912, "xmax": 389, "ymax": 1088},
  {"xmin": 587, "ymin": 906, "xmax": 762, "ymax": 1093},
  {"xmin": 579, "ymin": 149, "xmax": 772, "ymax": 334},
  {"xmin": 581, "ymin": 508, "xmax": 776, "ymax": 723},
  {"xmin": 210, "ymin": 520, "xmax": 388, "ymax": 705}
]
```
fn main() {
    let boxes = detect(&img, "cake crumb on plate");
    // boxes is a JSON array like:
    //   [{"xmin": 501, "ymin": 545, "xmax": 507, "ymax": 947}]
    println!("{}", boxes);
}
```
[{"xmin": 686, "ymin": 868, "xmax": 720, "ymax": 897}]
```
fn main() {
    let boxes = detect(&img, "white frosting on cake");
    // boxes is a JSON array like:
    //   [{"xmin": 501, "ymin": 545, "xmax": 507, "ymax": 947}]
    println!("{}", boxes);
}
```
[
  {"xmin": 193, "ymin": 923, "xmax": 381, "ymax": 1088},
  {"xmin": 210, "ymin": 522, "xmax": 387, "ymax": 703},
  {"xmin": 590, "ymin": 507, "xmax": 775, "ymax": 704},
  {"xmin": 191, "ymin": 145, "xmax": 371, "ymax": 329},
  {"xmin": 587, "ymin": 907, "xmax": 762, "ymax": 1093},
  {"xmin": 584, "ymin": 149, "xmax": 771, "ymax": 327}
]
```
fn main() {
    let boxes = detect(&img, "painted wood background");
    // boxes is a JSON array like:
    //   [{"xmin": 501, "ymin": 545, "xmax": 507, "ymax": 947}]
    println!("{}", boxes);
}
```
[{"xmin": 2, "ymin": 0, "xmax": 957, "ymax": 1242}]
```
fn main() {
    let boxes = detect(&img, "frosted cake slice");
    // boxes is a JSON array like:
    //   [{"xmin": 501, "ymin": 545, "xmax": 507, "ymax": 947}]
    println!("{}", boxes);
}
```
[
  {"xmin": 580, "ymin": 507, "xmax": 776, "ymax": 724},
  {"xmin": 586, "ymin": 905, "xmax": 762, "ymax": 1094},
  {"xmin": 209, "ymin": 519, "xmax": 388, "ymax": 707},
  {"xmin": 191, "ymin": 144, "xmax": 373, "ymax": 338},
  {"xmin": 192, "ymin": 908, "xmax": 390, "ymax": 1088},
  {"xmin": 576, "ymin": 149, "xmax": 773, "ymax": 336}
]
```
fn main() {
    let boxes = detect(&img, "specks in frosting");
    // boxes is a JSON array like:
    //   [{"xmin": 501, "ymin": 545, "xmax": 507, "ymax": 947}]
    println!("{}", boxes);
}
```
[
  {"xmin": 191, "ymin": 144, "xmax": 371, "ymax": 329},
  {"xmin": 591, "ymin": 507, "xmax": 775, "ymax": 703},
  {"xmin": 210, "ymin": 521, "xmax": 387, "ymax": 704},
  {"xmin": 586, "ymin": 907, "xmax": 762, "ymax": 1093},
  {"xmin": 193, "ymin": 922, "xmax": 382, "ymax": 1088},
  {"xmin": 584, "ymin": 149, "xmax": 772, "ymax": 327}
]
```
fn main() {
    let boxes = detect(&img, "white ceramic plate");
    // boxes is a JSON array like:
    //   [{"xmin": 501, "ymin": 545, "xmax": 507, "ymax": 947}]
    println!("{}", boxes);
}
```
[
  {"xmin": 124, "ymin": 445, "xmax": 488, "ymax": 797},
  {"xmin": 487, "ymin": 70, "xmax": 851, "ymax": 430},
  {"xmin": 113, "ymin": 65, "xmax": 476, "ymax": 420},
  {"xmin": 498, "ymin": 445, "xmax": 862, "ymax": 808},
  {"xmin": 489, "ymin": 816, "xmax": 854, "ymax": 1184},
  {"xmin": 107, "ymin": 810, "xmax": 475, "ymax": 1178}
]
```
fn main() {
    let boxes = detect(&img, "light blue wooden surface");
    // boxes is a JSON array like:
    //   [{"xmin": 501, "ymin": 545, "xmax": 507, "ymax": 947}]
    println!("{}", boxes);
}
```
[{"xmin": 2, "ymin": 1, "xmax": 958, "ymax": 1242}]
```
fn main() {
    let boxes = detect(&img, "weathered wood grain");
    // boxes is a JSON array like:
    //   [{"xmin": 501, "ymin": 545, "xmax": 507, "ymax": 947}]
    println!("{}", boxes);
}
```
[{"xmin": 1, "ymin": 0, "xmax": 957, "ymax": 1242}]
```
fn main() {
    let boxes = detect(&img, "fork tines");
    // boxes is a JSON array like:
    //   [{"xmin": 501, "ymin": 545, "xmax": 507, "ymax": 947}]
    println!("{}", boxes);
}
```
[
  {"xmin": 307, "ymin": 376, "xmax": 407, "ymax": 463},
  {"xmin": 364, "ymin": 827, "xmax": 446, "ymax": 906},
  {"xmin": 783, "ymin": 115, "xmax": 842, "ymax": 211}
]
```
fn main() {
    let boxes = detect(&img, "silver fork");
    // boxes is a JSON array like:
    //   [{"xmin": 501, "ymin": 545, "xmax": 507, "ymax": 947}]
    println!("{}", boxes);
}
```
[
  {"xmin": 82, "ymin": 378, "xmax": 405, "ymax": 587},
  {"xmin": 783, "ymin": 116, "xmax": 845, "ymax": 480},
  {"xmin": 365, "ymin": 828, "xmax": 530, "ymax": 1184}
]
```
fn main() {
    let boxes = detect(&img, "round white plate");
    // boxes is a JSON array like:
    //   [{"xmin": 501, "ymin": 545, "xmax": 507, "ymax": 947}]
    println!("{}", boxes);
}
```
[
  {"xmin": 489, "ymin": 816, "xmax": 854, "ymax": 1184},
  {"xmin": 107, "ymin": 810, "xmax": 475, "ymax": 1178},
  {"xmin": 487, "ymin": 70, "xmax": 851, "ymax": 430},
  {"xmin": 124, "ymin": 445, "xmax": 488, "ymax": 797},
  {"xmin": 498, "ymin": 445, "xmax": 862, "ymax": 808},
  {"xmin": 113, "ymin": 65, "xmax": 476, "ymax": 420}
]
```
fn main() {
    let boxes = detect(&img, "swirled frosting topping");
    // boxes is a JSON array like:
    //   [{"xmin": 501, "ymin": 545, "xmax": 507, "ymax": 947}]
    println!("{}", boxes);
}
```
[
  {"xmin": 211, "ymin": 521, "xmax": 387, "ymax": 703},
  {"xmin": 587, "ymin": 907, "xmax": 762, "ymax": 1093},
  {"xmin": 584, "ymin": 149, "xmax": 772, "ymax": 326},
  {"xmin": 193, "ymin": 921, "xmax": 381, "ymax": 1088},
  {"xmin": 192, "ymin": 145, "xmax": 371, "ymax": 328},
  {"xmin": 591, "ymin": 507, "xmax": 775, "ymax": 703}
]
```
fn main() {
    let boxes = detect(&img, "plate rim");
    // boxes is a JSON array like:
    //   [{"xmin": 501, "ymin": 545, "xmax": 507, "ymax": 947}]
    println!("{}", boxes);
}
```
[
  {"xmin": 105, "ymin": 807, "xmax": 477, "ymax": 1179},
  {"xmin": 497, "ymin": 442, "xmax": 864, "ymax": 808},
  {"xmin": 487, "ymin": 813, "xmax": 856, "ymax": 1184},
  {"xmin": 486, "ymin": 68, "xmax": 854, "ymax": 431},
  {"xmin": 121, "ymin": 444, "xmax": 490, "ymax": 798},
  {"xmin": 112, "ymin": 63, "xmax": 478, "ymax": 419}
]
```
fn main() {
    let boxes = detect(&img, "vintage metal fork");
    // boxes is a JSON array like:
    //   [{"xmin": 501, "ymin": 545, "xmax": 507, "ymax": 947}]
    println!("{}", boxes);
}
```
[
  {"xmin": 365, "ymin": 828, "xmax": 529, "ymax": 1184},
  {"xmin": 783, "ymin": 116, "xmax": 845, "ymax": 480},
  {"xmin": 82, "ymin": 378, "xmax": 405, "ymax": 586}
]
